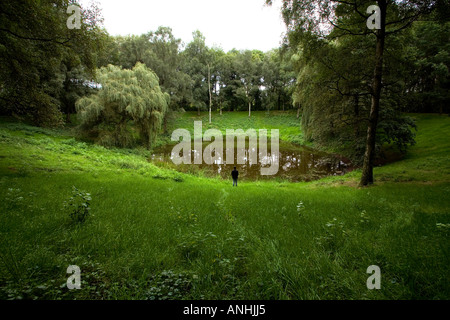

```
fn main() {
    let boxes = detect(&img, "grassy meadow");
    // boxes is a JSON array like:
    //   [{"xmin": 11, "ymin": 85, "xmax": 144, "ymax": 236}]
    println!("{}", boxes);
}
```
[{"xmin": 0, "ymin": 112, "xmax": 449, "ymax": 300}]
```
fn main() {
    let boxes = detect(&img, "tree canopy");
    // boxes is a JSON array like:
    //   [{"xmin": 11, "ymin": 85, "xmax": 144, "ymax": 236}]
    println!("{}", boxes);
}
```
[
  {"xmin": 76, "ymin": 63, "xmax": 169, "ymax": 148},
  {"xmin": 0, "ymin": 0, "xmax": 105, "ymax": 126}
]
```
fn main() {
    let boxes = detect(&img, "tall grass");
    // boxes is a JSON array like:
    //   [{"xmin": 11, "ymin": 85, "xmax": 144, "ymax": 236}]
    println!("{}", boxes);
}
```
[{"xmin": 0, "ymin": 114, "xmax": 448, "ymax": 300}]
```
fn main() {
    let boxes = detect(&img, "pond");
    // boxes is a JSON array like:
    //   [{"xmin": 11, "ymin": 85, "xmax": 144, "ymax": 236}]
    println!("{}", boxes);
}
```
[{"xmin": 150, "ymin": 138, "xmax": 353, "ymax": 182}]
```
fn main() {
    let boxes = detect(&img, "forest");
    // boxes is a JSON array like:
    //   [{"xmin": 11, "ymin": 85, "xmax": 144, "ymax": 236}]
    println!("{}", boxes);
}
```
[{"xmin": 0, "ymin": 0, "xmax": 449, "ymax": 302}]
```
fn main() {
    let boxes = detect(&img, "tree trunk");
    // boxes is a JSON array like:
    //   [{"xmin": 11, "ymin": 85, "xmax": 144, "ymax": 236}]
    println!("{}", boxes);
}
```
[
  {"xmin": 354, "ymin": 94, "xmax": 360, "ymax": 137},
  {"xmin": 277, "ymin": 91, "xmax": 281, "ymax": 111},
  {"xmin": 360, "ymin": 1, "xmax": 386, "ymax": 187},
  {"xmin": 208, "ymin": 64, "xmax": 212, "ymax": 124},
  {"xmin": 248, "ymin": 101, "xmax": 251, "ymax": 117},
  {"xmin": 163, "ymin": 113, "xmax": 168, "ymax": 134}
]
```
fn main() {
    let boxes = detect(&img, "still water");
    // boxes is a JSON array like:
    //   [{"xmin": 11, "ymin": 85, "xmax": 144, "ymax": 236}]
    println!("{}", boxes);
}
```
[{"xmin": 150, "ymin": 139, "xmax": 352, "ymax": 182}]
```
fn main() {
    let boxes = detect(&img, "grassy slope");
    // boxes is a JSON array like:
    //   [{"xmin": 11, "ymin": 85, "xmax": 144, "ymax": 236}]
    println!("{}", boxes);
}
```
[
  {"xmin": 157, "ymin": 110, "xmax": 306, "ymax": 147},
  {"xmin": 0, "ymin": 113, "xmax": 448, "ymax": 300}
]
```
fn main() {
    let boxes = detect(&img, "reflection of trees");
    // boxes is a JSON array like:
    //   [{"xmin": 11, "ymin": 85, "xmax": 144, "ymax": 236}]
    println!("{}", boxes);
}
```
[{"xmin": 151, "ymin": 139, "xmax": 351, "ymax": 181}]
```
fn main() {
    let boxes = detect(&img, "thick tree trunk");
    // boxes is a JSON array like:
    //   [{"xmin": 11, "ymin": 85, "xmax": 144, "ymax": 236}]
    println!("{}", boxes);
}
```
[{"xmin": 360, "ymin": 1, "xmax": 386, "ymax": 187}]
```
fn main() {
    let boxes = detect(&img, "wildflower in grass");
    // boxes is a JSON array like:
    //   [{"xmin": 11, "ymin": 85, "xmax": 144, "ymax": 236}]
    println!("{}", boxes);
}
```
[
  {"xmin": 325, "ymin": 218, "xmax": 338, "ymax": 228},
  {"xmin": 360, "ymin": 210, "xmax": 370, "ymax": 224},
  {"xmin": 297, "ymin": 201, "xmax": 305, "ymax": 217},
  {"xmin": 316, "ymin": 218, "xmax": 347, "ymax": 253}
]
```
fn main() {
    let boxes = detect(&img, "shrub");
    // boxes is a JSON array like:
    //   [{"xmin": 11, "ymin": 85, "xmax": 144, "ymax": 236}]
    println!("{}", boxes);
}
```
[{"xmin": 64, "ymin": 186, "xmax": 92, "ymax": 223}]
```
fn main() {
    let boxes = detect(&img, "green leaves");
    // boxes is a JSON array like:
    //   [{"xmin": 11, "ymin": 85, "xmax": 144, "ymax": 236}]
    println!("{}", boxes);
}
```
[
  {"xmin": 76, "ymin": 63, "xmax": 168, "ymax": 148},
  {"xmin": 65, "ymin": 186, "xmax": 92, "ymax": 224},
  {"xmin": 0, "ymin": 0, "xmax": 105, "ymax": 127}
]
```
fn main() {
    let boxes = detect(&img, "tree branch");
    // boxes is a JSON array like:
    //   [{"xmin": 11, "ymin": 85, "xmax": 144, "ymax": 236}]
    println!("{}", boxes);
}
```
[
  {"xmin": 0, "ymin": 28, "xmax": 72, "ymax": 46},
  {"xmin": 332, "ymin": 0, "xmax": 370, "ymax": 20},
  {"xmin": 327, "ymin": 18, "xmax": 374, "ymax": 37}
]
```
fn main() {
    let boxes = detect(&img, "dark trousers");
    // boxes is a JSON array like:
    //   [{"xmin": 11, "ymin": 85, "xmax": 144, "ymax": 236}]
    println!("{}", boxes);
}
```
[{"xmin": 233, "ymin": 178, "xmax": 238, "ymax": 186}]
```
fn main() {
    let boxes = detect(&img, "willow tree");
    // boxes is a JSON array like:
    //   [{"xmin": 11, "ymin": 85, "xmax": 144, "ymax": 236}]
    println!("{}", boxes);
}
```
[{"xmin": 76, "ymin": 63, "xmax": 169, "ymax": 148}]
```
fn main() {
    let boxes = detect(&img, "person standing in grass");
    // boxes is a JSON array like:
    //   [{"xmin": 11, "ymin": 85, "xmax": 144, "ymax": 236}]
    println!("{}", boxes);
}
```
[{"xmin": 232, "ymin": 167, "xmax": 239, "ymax": 187}]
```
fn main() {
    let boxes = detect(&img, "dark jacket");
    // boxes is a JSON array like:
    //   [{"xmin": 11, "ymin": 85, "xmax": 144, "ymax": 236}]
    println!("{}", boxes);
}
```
[{"xmin": 231, "ymin": 169, "xmax": 239, "ymax": 180}]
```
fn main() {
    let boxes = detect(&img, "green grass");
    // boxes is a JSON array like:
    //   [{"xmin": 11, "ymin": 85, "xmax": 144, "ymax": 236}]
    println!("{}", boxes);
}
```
[
  {"xmin": 375, "ymin": 113, "xmax": 450, "ymax": 183},
  {"xmin": 0, "ymin": 113, "xmax": 448, "ymax": 300},
  {"xmin": 158, "ymin": 110, "xmax": 306, "ymax": 146}
]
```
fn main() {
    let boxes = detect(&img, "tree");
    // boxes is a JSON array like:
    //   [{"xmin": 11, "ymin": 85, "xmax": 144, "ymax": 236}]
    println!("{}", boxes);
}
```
[
  {"xmin": 217, "ymin": 50, "xmax": 241, "ymax": 112},
  {"xmin": 262, "ymin": 48, "xmax": 296, "ymax": 112},
  {"xmin": 234, "ymin": 50, "xmax": 263, "ymax": 117},
  {"xmin": 144, "ymin": 27, "xmax": 193, "ymax": 112},
  {"xmin": 102, "ymin": 28, "xmax": 194, "ymax": 130},
  {"xmin": 291, "ymin": 32, "xmax": 417, "ymax": 161},
  {"xmin": 209, "ymin": 48, "xmax": 226, "ymax": 116},
  {"xmin": 114, "ymin": 34, "xmax": 149, "ymax": 69},
  {"xmin": 143, "ymin": 27, "xmax": 193, "ymax": 130},
  {"xmin": 403, "ymin": 21, "xmax": 450, "ymax": 114},
  {"xmin": 76, "ymin": 63, "xmax": 169, "ymax": 148},
  {"xmin": 0, "ymin": 0, "xmax": 105, "ymax": 126},
  {"xmin": 267, "ymin": 0, "xmax": 437, "ymax": 186},
  {"xmin": 208, "ymin": 63, "xmax": 212, "ymax": 123},
  {"xmin": 182, "ymin": 31, "xmax": 212, "ymax": 115}
]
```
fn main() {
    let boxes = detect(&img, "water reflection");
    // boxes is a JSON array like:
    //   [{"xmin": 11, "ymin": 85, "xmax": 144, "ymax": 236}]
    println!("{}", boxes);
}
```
[{"xmin": 150, "ymin": 139, "xmax": 352, "ymax": 182}]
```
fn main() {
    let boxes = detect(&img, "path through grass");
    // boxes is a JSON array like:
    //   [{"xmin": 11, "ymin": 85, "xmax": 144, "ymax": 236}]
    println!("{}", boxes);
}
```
[{"xmin": 0, "ymin": 113, "xmax": 448, "ymax": 300}]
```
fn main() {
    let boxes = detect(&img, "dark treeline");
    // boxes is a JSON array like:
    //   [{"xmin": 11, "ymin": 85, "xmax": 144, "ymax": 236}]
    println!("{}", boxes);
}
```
[{"xmin": 0, "ymin": 0, "xmax": 105, "ymax": 126}]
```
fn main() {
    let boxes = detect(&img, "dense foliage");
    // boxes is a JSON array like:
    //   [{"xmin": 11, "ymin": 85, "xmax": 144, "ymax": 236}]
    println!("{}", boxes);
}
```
[
  {"xmin": 76, "ymin": 63, "xmax": 169, "ymax": 148},
  {"xmin": 268, "ymin": 0, "xmax": 448, "ymax": 182},
  {"xmin": 103, "ymin": 29, "xmax": 297, "ymax": 116},
  {"xmin": 0, "ymin": 0, "xmax": 105, "ymax": 126}
]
